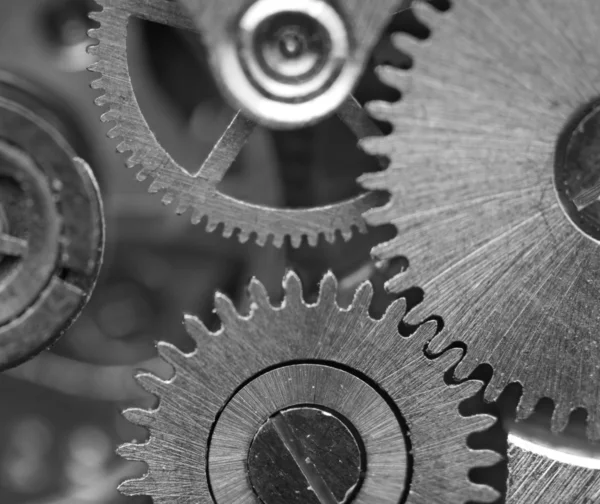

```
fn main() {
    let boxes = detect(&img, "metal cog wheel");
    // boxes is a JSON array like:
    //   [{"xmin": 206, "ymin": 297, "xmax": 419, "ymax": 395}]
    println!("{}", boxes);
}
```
[
  {"xmin": 118, "ymin": 272, "xmax": 500, "ymax": 503},
  {"xmin": 88, "ymin": 0, "xmax": 383, "ymax": 248},
  {"xmin": 359, "ymin": 0, "xmax": 600, "ymax": 438}
]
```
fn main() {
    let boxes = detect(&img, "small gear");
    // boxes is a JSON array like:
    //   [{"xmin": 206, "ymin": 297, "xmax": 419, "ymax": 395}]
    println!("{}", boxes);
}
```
[
  {"xmin": 118, "ymin": 272, "xmax": 499, "ymax": 503},
  {"xmin": 88, "ymin": 0, "xmax": 384, "ymax": 248},
  {"xmin": 359, "ymin": 0, "xmax": 600, "ymax": 438}
]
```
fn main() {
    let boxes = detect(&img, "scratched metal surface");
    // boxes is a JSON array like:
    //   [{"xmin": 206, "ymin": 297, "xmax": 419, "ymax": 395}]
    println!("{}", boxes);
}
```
[
  {"xmin": 507, "ymin": 440, "xmax": 600, "ymax": 503},
  {"xmin": 360, "ymin": 0, "xmax": 600, "ymax": 439},
  {"xmin": 118, "ymin": 273, "xmax": 500, "ymax": 503}
]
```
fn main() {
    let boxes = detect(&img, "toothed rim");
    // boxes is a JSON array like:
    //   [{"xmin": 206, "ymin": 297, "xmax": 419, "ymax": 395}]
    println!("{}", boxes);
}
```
[
  {"xmin": 118, "ymin": 272, "xmax": 500, "ymax": 503},
  {"xmin": 87, "ymin": 0, "xmax": 377, "ymax": 248},
  {"xmin": 358, "ymin": 0, "xmax": 600, "ymax": 438}
]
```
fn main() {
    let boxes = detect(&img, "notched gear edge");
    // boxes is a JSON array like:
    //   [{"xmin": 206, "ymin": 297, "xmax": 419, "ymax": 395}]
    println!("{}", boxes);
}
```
[
  {"xmin": 86, "ymin": 3, "xmax": 376, "ymax": 248},
  {"xmin": 357, "ymin": 0, "xmax": 600, "ymax": 438},
  {"xmin": 116, "ymin": 271, "xmax": 501, "ymax": 503}
]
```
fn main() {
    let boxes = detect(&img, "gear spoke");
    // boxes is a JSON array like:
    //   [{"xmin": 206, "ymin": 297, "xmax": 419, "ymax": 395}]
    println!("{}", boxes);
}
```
[
  {"xmin": 192, "ymin": 110, "xmax": 256, "ymax": 183},
  {"xmin": 337, "ymin": 95, "xmax": 383, "ymax": 141},
  {"xmin": 0, "ymin": 234, "xmax": 27, "ymax": 258}
]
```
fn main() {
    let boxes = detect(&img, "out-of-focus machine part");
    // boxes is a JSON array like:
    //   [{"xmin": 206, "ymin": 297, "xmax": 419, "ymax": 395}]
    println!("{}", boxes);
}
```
[{"xmin": 0, "ymin": 72, "xmax": 104, "ymax": 371}]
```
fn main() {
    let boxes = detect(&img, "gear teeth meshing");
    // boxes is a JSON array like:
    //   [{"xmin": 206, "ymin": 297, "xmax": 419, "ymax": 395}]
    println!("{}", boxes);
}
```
[{"xmin": 118, "ymin": 273, "xmax": 500, "ymax": 503}]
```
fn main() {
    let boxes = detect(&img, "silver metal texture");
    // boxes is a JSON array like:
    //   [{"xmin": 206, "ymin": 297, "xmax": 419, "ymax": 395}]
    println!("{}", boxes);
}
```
[
  {"xmin": 0, "ymin": 75, "xmax": 104, "ymax": 370},
  {"xmin": 88, "ymin": 0, "xmax": 383, "ymax": 248},
  {"xmin": 175, "ymin": 0, "xmax": 406, "ymax": 128},
  {"xmin": 117, "ymin": 272, "xmax": 500, "ymax": 503},
  {"xmin": 507, "ymin": 425, "xmax": 600, "ymax": 503},
  {"xmin": 359, "ymin": 0, "xmax": 600, "ymax": 438}
]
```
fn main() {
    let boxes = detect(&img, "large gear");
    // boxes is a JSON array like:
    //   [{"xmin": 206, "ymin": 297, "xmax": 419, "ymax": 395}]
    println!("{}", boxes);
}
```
[
  {"xmin": 359, "ymin": 0, "xmax": 600, "ymax": 438},
  {"xmin": 118, "ymin": 272, "xmax": 500, "ymax": 503},
  {"xmin": 88, "ymin": 0, "xmax": 386, "ymax": 248}
]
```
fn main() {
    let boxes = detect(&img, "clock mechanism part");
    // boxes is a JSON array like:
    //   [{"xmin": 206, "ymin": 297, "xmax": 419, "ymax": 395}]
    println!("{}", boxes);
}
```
[{"xmin": 360, "ymin": 0, "xmax": 600, "ymax": 439}]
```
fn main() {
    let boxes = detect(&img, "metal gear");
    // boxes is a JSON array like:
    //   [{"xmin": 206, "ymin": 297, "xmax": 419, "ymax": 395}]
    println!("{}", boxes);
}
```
[
  {"xmin": 88, "ymin": 0, "xmax": 387, "ymax": 248},
  {"xmin": 118, "ymin": 272, "xmax": 500, "ymax": 503},
  {"xmin": 0, "ymin": 73, "xmax": 104, "ymax": 370},
  {"xmin": 507, "ymin": 426, "xmax": 600, "ymax": 503},
  {"xmin": 359, "ymin": 0, "xmax": 600, "ymax": 438}
]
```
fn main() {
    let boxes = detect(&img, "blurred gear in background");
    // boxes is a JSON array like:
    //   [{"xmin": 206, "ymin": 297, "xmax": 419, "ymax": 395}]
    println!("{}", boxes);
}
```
[{"xmin": 0, "ymin": 72, "xmax": 104, "ymax": 371}]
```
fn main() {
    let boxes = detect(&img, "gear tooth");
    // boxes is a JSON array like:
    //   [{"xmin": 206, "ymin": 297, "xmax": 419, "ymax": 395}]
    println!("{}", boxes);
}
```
[
  {"xmin": 373, "ymin": 64, "xmax": 407, "ymax": 94},
  {"xmin": 238, "ymin": 229, "xmax": 251, "ymax": 244},
  {"xmin": 432, "ymin": 347, "xmax": 464, "ymax": 372},
  {"xmin": 307, "ymin": 233, "xmax": 319, "ymax": 247},
  {"xmin": 341, "ymin": 228, "xmax": 353, "ymax": 242},
  {"xmin": 283, "ymin": 271, "xmax": 304, "ymax": 303},
  {"xmin": 88, "ymin": 12, "xmax": 102, "ymax": 24},
  {"xmin": 255, "ymin": 231, "xmax": 269, "ymax": 247},
  {"xmin": 117, "ymin": 441, "xmax": 149, "ymax": 462},
  {"xmin": 135, "ymin": 168, "xmax": 150, "ymax": 182},
  {"xmin": 290, "ymin": 234, "xmax": 303, "ymax": 248},
  {"xmin": 467, "ymin": 413, "xmax": 499, "ymax": 435},
  {"xmin": 366, "ymin": 96, "xmax": 398, "ymax": 122},
  {"xmin": 148, "ymin": 178, "xmax": 167, "ymax": 194},
  {"xmin": 118, "ymin": 475, "xmax": 151, "ymax": 496},
  {"xmin": 248, "ymin": 278, "xmax": 271, "ymax": 308},
  {"xmin": 205, "ymin": 216, "xmax": 218, "ymax": 232},
  {"xmin": 189, "ymin": 209, "xmax": 204, "ymax": 225},
  {"xmin": 381, "ymin": 296, "xmax": 408, "ymax": 324},
  {"xmin": 352, "ymin": 282, "xmax": 374, "ymax": 312},
  {"xmin": 467, "ymin": 481, "xmax": 501, "ymax": 504},
  {"xmin": 184, "ymin": 313, "xmax": 213, "ymax": 344},
  {"xmin": 135, "ymin": 372, "xmax": 169, "ymax": 397},
  {"xmin": 551, "ymin": 402, "xmax": 572, "ymax": 434},
  {"xmin": 318, "ymin": 272, "xmax": 338, "ymax": 306},
  {"xmin": 453, "ymin": 350, "xmax": 480, "ymax": 382},
  {"xmin": 161, "ymin": 192, "xmax": 174, "ymax": 206},
  {"xmin": 358, "ymin": 135, "xmax": 392, "ymax": 160},
  {"xmin": 123, "ymin": 407, "xmax": 156, "ymax": 428},
  {"xmin": 475, "ymin": 447, "xmax": 503, "ymax": 469},
  {"xmin": 411, "ymin": 0, "xmax": 442, "ymax": 28},
  {"xmin": 516, "ymin": 389, "xmax": 540, "ymax": 421},
  {"xmin": 175, "ymin": 197, "xmax": 193, "ymax": 213},
  {"xmin": 222, "ymin": 223, "xmax": 235, "ymax": 238},
  {"xmin": 362, "ymin": 198, "xmax": 396, "ymax": 225},
  {"xmin": 271, "ymin": 233, "xmax": 284, "ymax": 248},
  {"xmin": 482, "ymin": 368, "xmax": 507, "ymax": 404},
  {"xmin": 157, "ymin": 342, "xmax": 188, "ymax": 369},
  {"xmin": 214, "ymin": 291, "xmax": 240, "ymax": 323},
  {"xmin": 356, "ymin": 220, "xmax": 368, "ymax": 235},
  {"xmin": 410, "ymin": 318, "xmax": 438, "ymax": 346},
  {"xmin": 391, "ymin": 32, "xmax": 426, "ymax": 57},
  {"xmin": 324, "ymin": 231, "xmax": 336, "ymax": 244}
]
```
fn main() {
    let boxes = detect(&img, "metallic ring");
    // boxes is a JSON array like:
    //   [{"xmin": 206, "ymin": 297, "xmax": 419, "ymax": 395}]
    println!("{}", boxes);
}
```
[{"xmin": 208, "ymin": 363, "xmax": 408, "ymax": 503}]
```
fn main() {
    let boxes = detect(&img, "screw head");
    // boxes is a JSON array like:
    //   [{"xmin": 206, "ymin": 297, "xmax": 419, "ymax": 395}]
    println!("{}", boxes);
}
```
[{"xmin": 248, "ymin": 406, "xmax": 365, "ymax": 504}]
